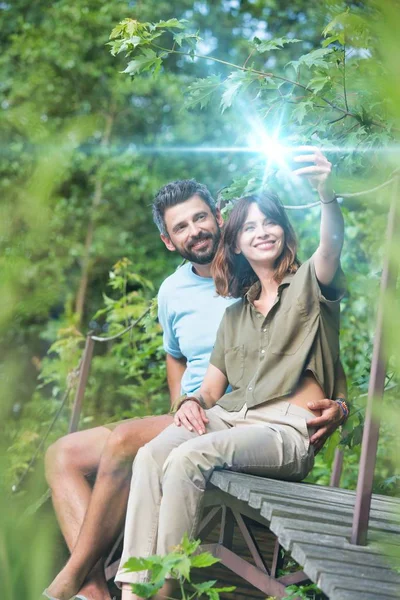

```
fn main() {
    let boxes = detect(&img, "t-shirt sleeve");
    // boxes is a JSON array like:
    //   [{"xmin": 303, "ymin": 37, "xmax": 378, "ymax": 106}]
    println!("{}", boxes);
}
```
[
  {"xmin": 157, "ymin": 283, "xmax": 184, "ymax": 359},
  {"xmin": 209, "ymin": 312, "xmax": 227, "ymax": 376}
]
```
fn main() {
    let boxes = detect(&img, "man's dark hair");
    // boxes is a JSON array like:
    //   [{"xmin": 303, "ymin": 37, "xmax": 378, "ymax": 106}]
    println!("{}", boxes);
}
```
[{"xmin": 152, "ymin": 179, "xmax": 217, "ymax": 236}]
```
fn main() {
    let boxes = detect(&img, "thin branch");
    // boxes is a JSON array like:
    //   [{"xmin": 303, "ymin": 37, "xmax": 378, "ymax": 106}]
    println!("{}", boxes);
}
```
[
  {"xmin": 343, "ymin": 43, "xmax": 349, "ymax": 112},
  {"xmin": 150, "ymin": 43, "xmax": 394, "ymax": 131},
  {"xmin": 329, "ymin": 114, "xmax": 347, "ymax": 125},
  {"xmin": 243, "ymin": 48, "xmax": 255, "ymax": 68}
]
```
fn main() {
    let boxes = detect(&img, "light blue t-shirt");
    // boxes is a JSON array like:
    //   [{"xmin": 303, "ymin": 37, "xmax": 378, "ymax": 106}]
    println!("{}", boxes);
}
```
[{"xmin": 158, "ymin": 262, "xmax": 237, "ymax": 395}]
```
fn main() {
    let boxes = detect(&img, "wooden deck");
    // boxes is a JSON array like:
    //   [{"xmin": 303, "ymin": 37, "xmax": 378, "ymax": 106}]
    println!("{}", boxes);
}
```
[{"xmin": 206, "ymin": 470, "xmax": 400, "ymax": 600}]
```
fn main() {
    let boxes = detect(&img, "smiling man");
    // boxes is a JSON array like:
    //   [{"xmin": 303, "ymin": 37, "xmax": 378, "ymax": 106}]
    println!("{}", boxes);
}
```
[{"xmin": 44, "ymin": 179, "xmax": 346, "ymax": 600}]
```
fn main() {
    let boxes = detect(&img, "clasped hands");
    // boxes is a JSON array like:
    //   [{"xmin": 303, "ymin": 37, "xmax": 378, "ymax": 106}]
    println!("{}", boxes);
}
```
[{"xmin": 175, "ymin": 396, "xmax": 344, "ymax": 451}]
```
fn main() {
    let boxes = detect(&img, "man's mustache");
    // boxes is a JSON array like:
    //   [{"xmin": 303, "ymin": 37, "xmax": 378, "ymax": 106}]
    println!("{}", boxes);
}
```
[{"xmin": 188, "ymin": 232, "xmax": 213, "ymax": 249}]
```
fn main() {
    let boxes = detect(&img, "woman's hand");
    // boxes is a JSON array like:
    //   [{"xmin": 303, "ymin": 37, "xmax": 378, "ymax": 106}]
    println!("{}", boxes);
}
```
[
  {"xmin": 292, "ymin": 146, "xmax": 335, "ymax": 202},
  {"xmin": 174, "ymin": 399, "xmax": 209, "ymax": 435}
]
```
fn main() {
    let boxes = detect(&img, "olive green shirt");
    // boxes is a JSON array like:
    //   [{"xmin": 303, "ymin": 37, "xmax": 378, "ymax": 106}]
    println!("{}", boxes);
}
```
[{"xmin": 210, "ymin": 257, "xmax": 346, "ymax": 412}]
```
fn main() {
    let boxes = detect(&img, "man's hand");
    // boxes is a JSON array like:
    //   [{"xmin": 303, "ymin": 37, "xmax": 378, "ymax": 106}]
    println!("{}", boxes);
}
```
[
  {"xmin": 307, "ymin": 399, "xmax": 343, "ymax": 453},
  {"xmin": 174, "ymin": 399, "xmax": 209, "ymax": 435}
]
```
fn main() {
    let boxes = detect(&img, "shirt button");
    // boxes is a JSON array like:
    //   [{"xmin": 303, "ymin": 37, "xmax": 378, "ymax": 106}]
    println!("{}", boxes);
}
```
[
  {"xmin": 261, "ymin": 349, "xmax": 265, "ymax": 354},
  {"xmin": 263, "ymin": 328, "xmax": 267, "ymax": 332},
  {"xmin": 248, "ymin": 386, "xmax": 253, "ymax": 391},
  {"xmin": 257, "ymin": 314, "xmax": 262, "ymax": 319}
]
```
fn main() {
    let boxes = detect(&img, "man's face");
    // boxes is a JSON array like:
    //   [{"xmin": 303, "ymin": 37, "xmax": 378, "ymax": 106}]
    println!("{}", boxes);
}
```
[{"xmin": 161, "ymin": 195, "xmax": 223, "ymax": 265}]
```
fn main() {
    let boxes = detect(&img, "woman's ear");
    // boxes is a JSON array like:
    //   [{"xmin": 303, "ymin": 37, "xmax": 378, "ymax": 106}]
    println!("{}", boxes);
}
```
[{"xmin": 215, "ymin": 208, "xmax": 224, "ymax": 229}]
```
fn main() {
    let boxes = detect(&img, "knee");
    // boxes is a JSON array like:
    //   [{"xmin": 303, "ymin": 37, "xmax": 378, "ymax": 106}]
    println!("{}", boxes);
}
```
[
  {"xmin": 131, "ymin": 438, "xmax": 171, "ymax": 478},
  {"xmin": 45, "ymin": 435, "xmax": 81, "ymax": 484},
  {"xmin": 163, "ymin": 446, "xmax": 205, "ymax": 485},
  {"xmin": 105, "ymin": 423, "xmax": 139, "ymax": 463}
]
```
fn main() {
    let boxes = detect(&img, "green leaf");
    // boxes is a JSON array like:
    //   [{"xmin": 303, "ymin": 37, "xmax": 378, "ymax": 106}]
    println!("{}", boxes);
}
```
[
  {"xmin": 324, "ymin": 429, "xmax": 341, "ymax": 463},
  {"xmin": 291, "ymin": 101, "xmax": 313, "ymax": 125},
  {"xmin": 154, "ymin": 18, "xmax": 187, "ymax": 30},
  {"xmin": 220, "ymin": 70, "xmax": 258, "ymax": 113},
  {"xmin": 123, "ymin": 556, "xmax": 153, "ymax": 572},
  {"xmin": 190, "ymin": 552, "xmax": 220, "ymax": 568},
  {"xmin": 322, "ymin": 10, "xmax": 370, "ymax": 48},
  {"xmin": 123, "ymin": 49, "xmax": 162, "ymax": 77},
  {"xmin": 131, "ymin": 581, "xmax": 164, "ymax": 598},
  {"xmin": 180, "ymin": 531, "xmax": 201, "ymax": 555},
  {"xmin": 173, "ymin": 554, "xmax": 192, "ymax": 580},
  {"xmin": 173, "ymin": 31, "xmax": 201, "ymax": 51},
  {"xmin": 185, "ymin": 75, "xmax": 222, "ymax": 110},
  {"xmin": 290, "ymin": 48, "xmax": 333, "ymax": 72},
  {"xmin": 254, "ymin": 36, "xmax": 301, "ymax": 52},
  {"xmin": 308, "ymin": 75, "xmax": 331, "ymax": 93},
  {"xmin": 192, "ymin": 580, "xmax": 218, "ymax": 594}
]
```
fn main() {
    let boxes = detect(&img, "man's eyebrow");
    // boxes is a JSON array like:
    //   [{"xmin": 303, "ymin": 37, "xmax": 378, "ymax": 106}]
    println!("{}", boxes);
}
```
[
  {"xmin": 172, "ymin": 220, "xmax": 187, "ymax": 233},
  {"xmin": 172, "ymin": 212, "xmax": 207, "ymax": 233}
]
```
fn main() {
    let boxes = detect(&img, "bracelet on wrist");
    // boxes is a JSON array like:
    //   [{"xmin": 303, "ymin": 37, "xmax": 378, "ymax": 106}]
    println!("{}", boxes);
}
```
[
  {"xmin": 320, "ymin": 193, "xmax": 337, "ymax": 205},
  {"xmin": 334, "ymin": 398, "xmax": 349, "ymax": 422},
  {"xmin": 177, "ymin": 394, "xmax": 207, "ymax": 411}
]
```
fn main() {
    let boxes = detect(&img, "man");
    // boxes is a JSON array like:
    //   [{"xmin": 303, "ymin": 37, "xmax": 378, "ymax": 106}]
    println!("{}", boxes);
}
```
[{"xmin": 45, "ymin": 180, "xmax": 345, "ymax": 600}]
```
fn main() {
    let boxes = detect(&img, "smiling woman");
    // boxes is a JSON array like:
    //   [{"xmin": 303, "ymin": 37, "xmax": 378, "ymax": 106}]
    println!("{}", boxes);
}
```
[{"xmin": 212, "ymin": 189, "xmax": 300, "ymax": 298}]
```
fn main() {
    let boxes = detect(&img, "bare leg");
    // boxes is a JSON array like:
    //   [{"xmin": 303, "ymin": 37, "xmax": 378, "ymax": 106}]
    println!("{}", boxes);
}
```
[
  {"xmin": 46, "ymin": 414, "xmax": 173, "ymax": 600},
  {"xmin": 45, "ymin": 426, "xmax": 112, "ymax": 599}
]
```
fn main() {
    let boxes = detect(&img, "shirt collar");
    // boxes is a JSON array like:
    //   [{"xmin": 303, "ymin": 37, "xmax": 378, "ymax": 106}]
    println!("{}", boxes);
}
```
[{"xmin": 245, "ymin": 271, "xmax": 295, "ymax": 305}]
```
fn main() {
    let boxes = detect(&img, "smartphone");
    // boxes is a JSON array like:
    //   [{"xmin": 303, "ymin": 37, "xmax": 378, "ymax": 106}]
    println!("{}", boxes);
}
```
[{"xmin": 285, "ymin": 152, "xmax": 314, "ymax": 172}]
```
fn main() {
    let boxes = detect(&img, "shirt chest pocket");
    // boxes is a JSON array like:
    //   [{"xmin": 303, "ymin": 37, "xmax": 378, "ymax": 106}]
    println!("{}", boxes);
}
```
[
  {"xmin": 271, "ymin": 302, "xmax": 313, "ymax": 356},
  {"xmin": 225, "ymin": 345, "xmax": 245, "ymax": 388}
]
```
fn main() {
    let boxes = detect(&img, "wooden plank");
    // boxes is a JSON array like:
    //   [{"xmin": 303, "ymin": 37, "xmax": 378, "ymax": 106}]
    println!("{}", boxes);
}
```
[
  {"xmin": 210, "ymin": 472, "xmax": 400, "ymax": 512},
  {"xmin": 319, "ymin": 572, "xmax": 400, "ymax": 598},
  {"xmin": 216, "ymin": 482, "xmax": 399, "ymax": 521},
  {"xmin": 302, "ymin": 558, "xmax": 400, "ymax": 586},
  {"xmin": 273, "ymin": 528, "xmax": 384, "ymax": 555},
  {"xmin": 271, "ymin": 516, "xmax": 352, "ymax": 538},
  {"xmin": 270, "ymin": 516, "xmax": 398, "ymax": 548},
  {"xmin": 253, "ymin": 496, "xmax": 399, "ymax": 532},
  {"xmin": 289, "ymin": 542, "xmax": 398, "ymax": 571},
  {"xmin": 329, "ymin": 590, "xmax": 398, "ymax": 600}
]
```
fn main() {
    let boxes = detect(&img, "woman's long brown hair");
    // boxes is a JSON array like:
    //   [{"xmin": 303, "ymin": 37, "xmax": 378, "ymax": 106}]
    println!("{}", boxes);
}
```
[{"xmin": 212, "ymin": 191, "xmax": 300, "ymax": 298}]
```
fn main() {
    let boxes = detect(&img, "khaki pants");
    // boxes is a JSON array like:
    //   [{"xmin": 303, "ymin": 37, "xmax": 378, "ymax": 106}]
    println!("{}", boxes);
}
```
[{"xmin": 115, "ymin": 400, "xmax": 315, "ymax": 586}]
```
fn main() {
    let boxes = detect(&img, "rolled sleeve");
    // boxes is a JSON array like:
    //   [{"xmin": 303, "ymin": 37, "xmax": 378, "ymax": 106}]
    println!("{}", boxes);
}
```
[{"xmin": 305, "ymin": 257, "xmax": 347, "ymax": 308}]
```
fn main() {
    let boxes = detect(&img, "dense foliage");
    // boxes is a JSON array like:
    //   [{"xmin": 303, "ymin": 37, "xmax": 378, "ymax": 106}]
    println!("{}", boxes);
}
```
[{"xmin": 1, "ymin": 1, "xmax": 399, "ymax": 596}]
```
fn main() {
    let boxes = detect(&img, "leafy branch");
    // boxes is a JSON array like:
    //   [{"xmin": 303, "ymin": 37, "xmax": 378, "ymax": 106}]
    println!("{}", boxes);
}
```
[
  {"xmin": 123, "ymin": 533, "xmax": 235, "ymax": 600},
  {"xmin": 108, "ymin": 14, "xmax": 394, "ymax": 136}
]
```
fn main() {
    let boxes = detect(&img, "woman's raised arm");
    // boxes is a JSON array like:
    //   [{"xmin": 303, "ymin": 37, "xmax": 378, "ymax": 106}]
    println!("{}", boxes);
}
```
[{"xmin": 292, "ymin": 146, "xmax": 344, "ymax": 286}]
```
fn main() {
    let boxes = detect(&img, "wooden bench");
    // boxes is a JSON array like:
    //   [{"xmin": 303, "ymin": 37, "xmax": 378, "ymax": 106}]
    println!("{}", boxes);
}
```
[{"xmin": 196, "ymin": 470, "xmax": 400, "ymax": 600}]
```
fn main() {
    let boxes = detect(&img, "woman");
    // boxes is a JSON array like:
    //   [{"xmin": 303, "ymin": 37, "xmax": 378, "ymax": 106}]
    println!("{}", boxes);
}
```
[{"xmin": 115, "ymin": 147, "xmax": 347, "ymax": 599}]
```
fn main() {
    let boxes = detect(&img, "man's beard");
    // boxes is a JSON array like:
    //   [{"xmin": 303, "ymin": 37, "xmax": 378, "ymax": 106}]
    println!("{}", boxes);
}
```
[{"xmin": 176, "ymin": 229, "xmax": 221, "ymax": 264}]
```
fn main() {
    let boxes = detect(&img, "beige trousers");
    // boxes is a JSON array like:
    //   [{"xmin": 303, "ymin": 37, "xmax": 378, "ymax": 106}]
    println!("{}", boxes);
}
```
[{"xmin": 115, "ymin": 400, "xmax": 315, "ymax": 586}]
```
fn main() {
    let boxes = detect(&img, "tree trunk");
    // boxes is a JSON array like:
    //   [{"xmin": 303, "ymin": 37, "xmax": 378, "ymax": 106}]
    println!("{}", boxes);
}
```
[{"xmin": 75, "ymin": 107, "xmax": 115, "ymax": 324}]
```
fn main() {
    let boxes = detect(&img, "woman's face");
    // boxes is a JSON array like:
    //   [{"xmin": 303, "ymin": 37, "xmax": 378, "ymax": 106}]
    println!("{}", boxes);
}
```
[{"xmin": 236, "ymin": 202, "xmax": 285, "ymax": 267}]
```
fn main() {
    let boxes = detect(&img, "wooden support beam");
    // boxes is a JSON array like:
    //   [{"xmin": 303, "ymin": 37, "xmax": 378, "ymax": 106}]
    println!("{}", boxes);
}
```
[
  {"xmin": 201, "ymin": 543, "xmax": 288, "ymax": 598},
  {"xmin": 232, "ymin": 510, "xmax": 270, "ymax": 574},
  {"xmin": 351, "ymin": 178, "xmax": 399, "ymax": 545},
  {"xmin": 68, "ymin": 335, "xmax": 95, "ymax": 433}
]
